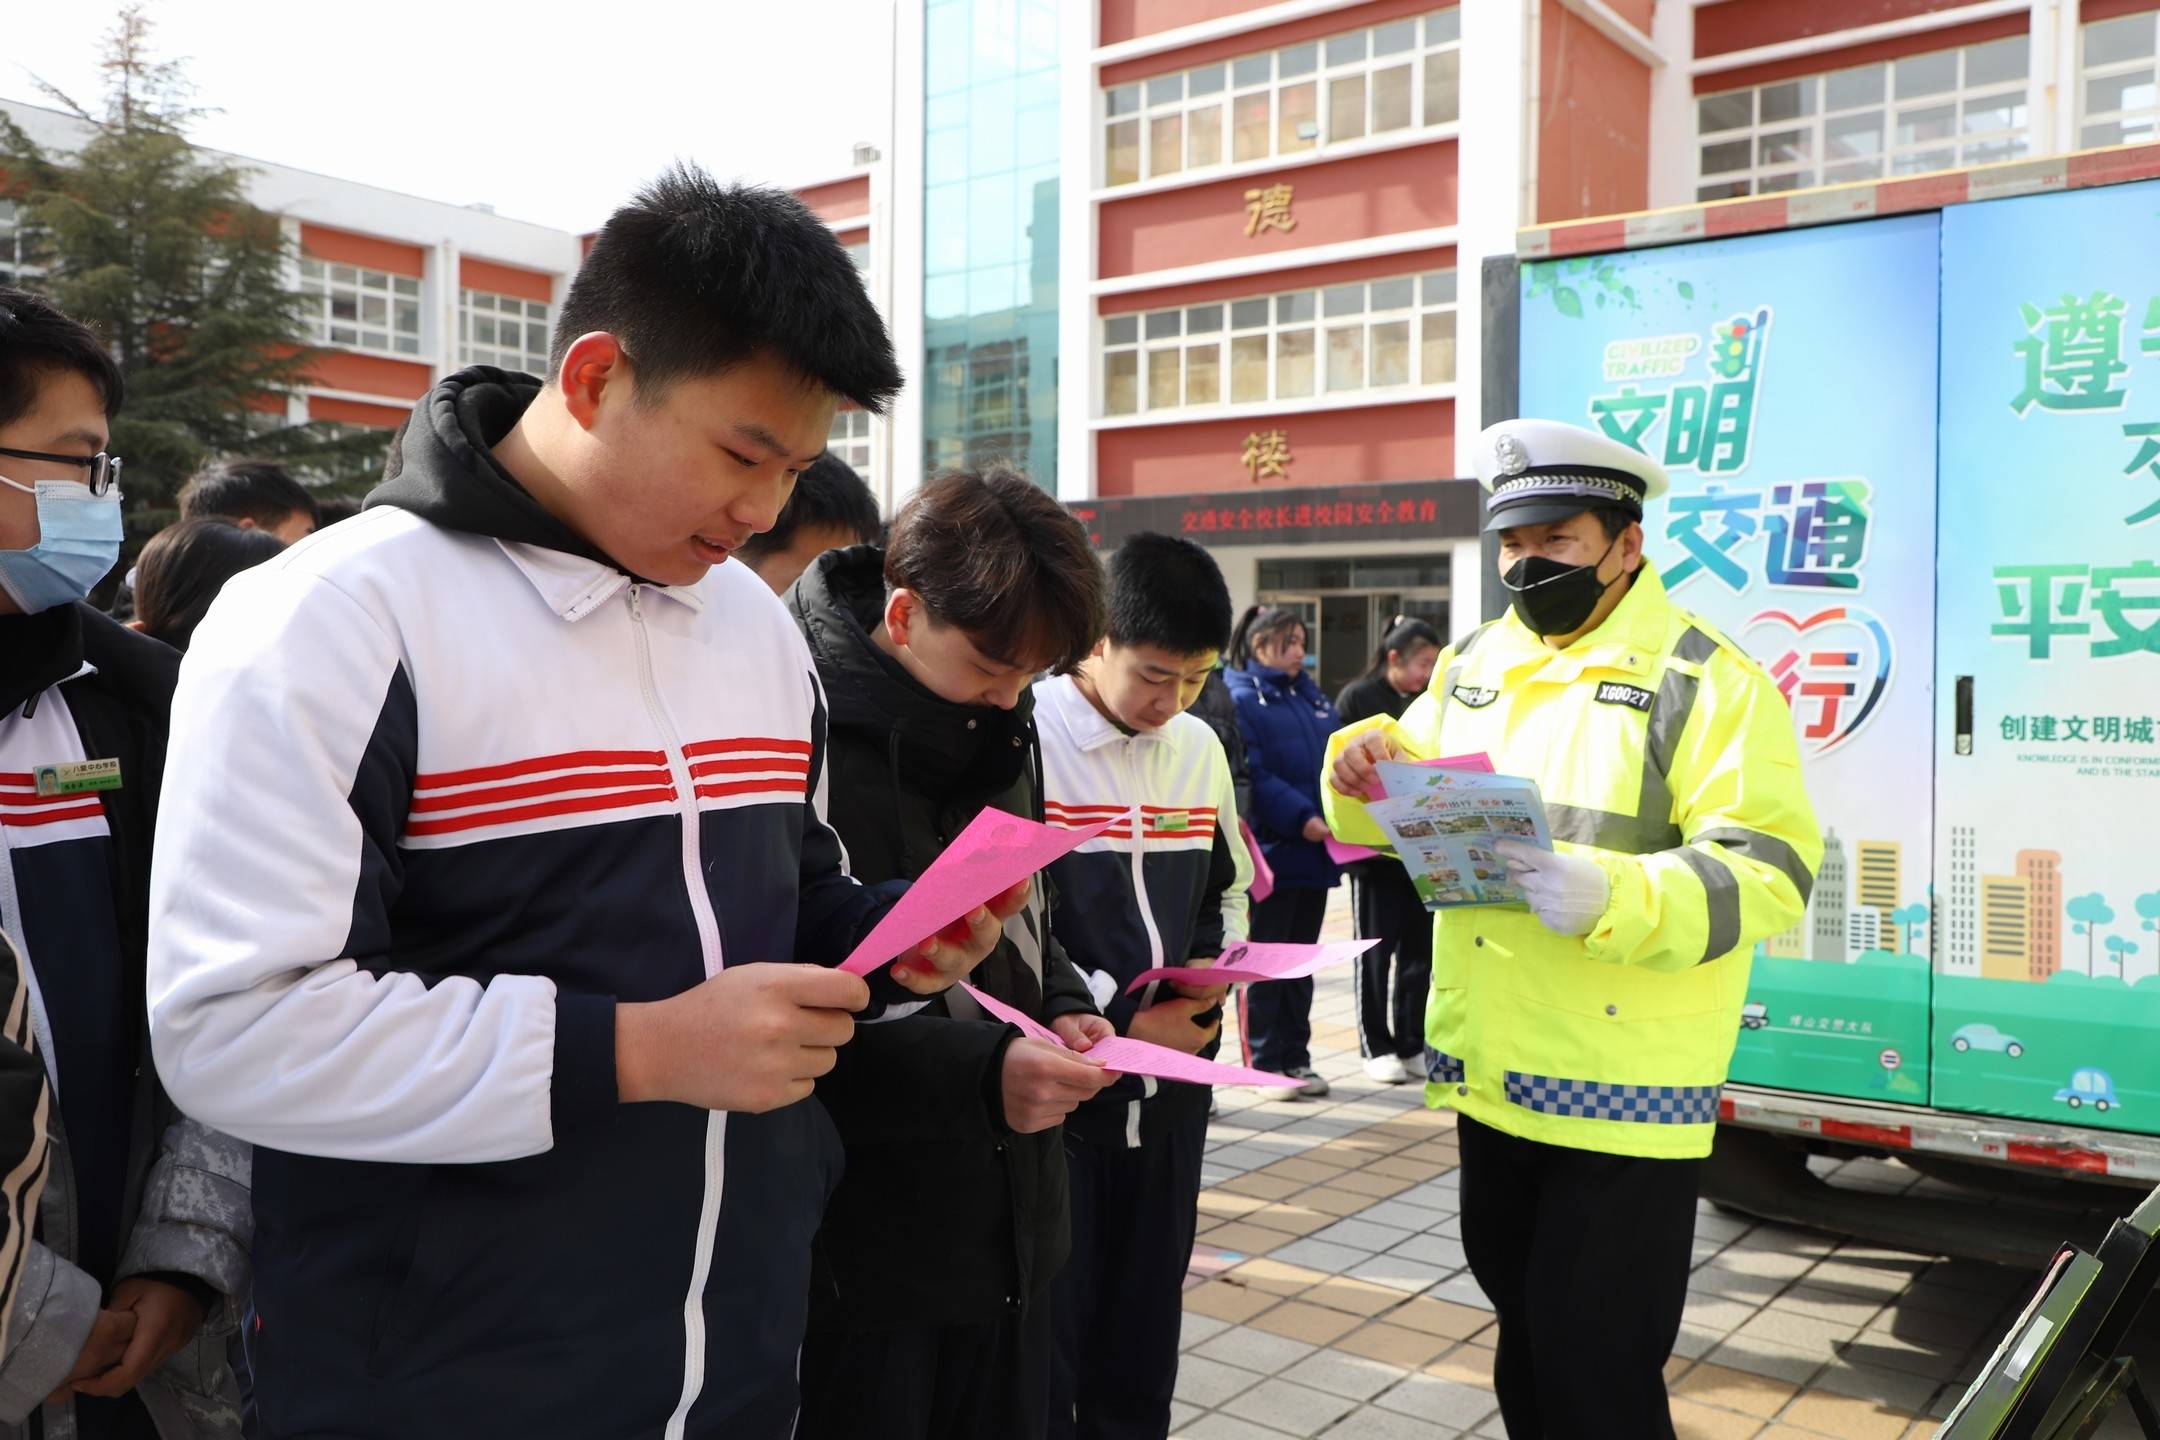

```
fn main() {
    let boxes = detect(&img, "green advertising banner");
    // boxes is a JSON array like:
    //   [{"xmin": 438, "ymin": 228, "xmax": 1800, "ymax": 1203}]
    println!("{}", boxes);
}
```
[
  {"xmin": 1520, "ymin": 215, "xmax": 1942, "ymax": 1104},
  {"xmin": 1934, "ymin": 180, "xmax": 2160, "ymax": 1136}
]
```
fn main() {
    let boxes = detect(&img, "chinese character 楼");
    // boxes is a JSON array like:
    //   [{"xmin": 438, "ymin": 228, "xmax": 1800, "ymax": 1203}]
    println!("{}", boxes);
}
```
[
  {"xmin": 1240, "ymin": 428, "xmax": 1291, "ymax": 483},
  {"xmin": 2012, "ymin": 292, "xmax": 2130, "ymax": 415},
  {"xmin": 1243, "ymin": 184, "xmax": 1296, "ymax": 238}
]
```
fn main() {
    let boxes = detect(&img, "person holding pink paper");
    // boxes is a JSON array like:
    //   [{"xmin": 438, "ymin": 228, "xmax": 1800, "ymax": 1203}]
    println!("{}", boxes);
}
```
[
  {"xmin": 1036, "ymin": 535, "xmax": 1251, "ymax": 1440},
  {"xmin": 787, "ymin": 469, "xmax": 1116, "ymax": 1440}
]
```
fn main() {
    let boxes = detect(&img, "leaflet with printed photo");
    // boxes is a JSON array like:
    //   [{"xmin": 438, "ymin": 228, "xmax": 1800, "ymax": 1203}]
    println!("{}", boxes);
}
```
[{"xmin": 1364, "ymin": 762, "xmax": 1554, "ymax": 910}]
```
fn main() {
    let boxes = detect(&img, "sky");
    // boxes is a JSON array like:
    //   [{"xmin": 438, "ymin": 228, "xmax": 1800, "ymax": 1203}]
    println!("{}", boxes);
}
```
[{"xmin": 5, "ymin": 0, "xmax": 893, "ymax": 233}]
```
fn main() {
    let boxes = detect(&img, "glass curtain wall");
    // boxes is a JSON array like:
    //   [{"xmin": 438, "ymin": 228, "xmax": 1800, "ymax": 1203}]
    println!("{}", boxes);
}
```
[{"xmin": 922, "ymin": 0, "xmax": 1061, "ymax": 490}]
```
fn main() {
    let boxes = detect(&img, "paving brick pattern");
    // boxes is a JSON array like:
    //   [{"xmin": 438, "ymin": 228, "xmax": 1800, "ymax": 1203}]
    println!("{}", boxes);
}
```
[{"xmin": 1172, "ymin": 894, "xmax": 2160, "ymax": 1439}]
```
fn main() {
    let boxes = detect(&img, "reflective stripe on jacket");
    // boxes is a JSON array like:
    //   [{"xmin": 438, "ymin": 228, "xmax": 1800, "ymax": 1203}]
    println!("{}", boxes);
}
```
[{"xmin": 1320, "ymin": 565, "xmax": 1822, "ymax": 1159}]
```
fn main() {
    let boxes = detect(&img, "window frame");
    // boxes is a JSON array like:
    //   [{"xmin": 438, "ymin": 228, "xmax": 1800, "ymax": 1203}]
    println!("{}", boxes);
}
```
[
  {"xmin": 2078, "ymin": 12, "xmax": 2160, "ymax": 151},
  {"xmin": 1101, "ymin": 8, "xmax": 1460, "ymax": 189},
  {"xmin": 457, "ymin": 287, "xmax": 552, "ymax": 375},
  {"xmin": 1100, "ymin": 267, "xmax": 1457, "ymax": 419},
  {"xmin": 1693, "ymin": 35, "xmax": 2033, "ymax": 201},
  {"xmin": 827, "ymin": 408, "xmax": 875, "ymax": 493},
  {"xmin": 298, "ymin": 257, "xmax": 424, "ymax": 357}
]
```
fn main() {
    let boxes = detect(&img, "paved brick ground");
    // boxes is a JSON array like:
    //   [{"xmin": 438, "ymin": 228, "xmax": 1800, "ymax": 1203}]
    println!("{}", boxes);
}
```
[{"xmin": 1173, "ymin": 893, "xmax": 2160, "ymax": 1439}]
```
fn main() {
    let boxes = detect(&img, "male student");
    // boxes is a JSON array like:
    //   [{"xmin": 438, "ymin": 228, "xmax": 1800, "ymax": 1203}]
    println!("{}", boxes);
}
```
[
  {"xmin": 1036, "ymin": 533, "xmax": 1251, "ymax": 1440},
  {"xmin": 143, "ymin": 169, "xmax": 1022, "ymax": 1440},
  {"xmin": 176, "ymin": 459, "xmax": 319, "ymax": 544},
  {"xmin": 789, "ymin": 466, "xmax": 1116, "ymax": 1440},
  {"xmin": 0, "ymin": 287, "xmax": 251, "ymax": 1437},
  {"xmin": 740, "ymin": 450, "xmax": 880, "ymax": 595}
]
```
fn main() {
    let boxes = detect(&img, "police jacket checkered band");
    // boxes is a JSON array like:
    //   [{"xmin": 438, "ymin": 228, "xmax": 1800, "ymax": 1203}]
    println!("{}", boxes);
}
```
[
  {"xmin": 1424, "ymin": 1046, "xmax": 1466, "ymax": 1084},
  {"xmin": 1504, "ymin": 1071, "xmax": 1722, "ymax": 1125}
]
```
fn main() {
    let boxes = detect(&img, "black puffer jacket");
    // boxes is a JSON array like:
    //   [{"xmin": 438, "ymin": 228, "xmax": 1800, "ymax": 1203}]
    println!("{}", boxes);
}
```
[{"xmin": 788, "ymin": 546, "xmax": 1099, "ymax": 1330}]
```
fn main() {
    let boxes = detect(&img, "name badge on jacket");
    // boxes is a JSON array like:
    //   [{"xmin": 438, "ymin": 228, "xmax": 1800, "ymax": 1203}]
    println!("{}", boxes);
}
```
[{"xmin": 1594, "ymin": 681, "xmax": 1655, "ymax": 713}]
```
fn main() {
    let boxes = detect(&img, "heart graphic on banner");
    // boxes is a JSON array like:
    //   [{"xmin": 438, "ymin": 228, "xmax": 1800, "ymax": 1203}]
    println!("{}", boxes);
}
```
[{"xmin": 1743, "ymin": 604, "xmax": 1895, "ymax": 758}]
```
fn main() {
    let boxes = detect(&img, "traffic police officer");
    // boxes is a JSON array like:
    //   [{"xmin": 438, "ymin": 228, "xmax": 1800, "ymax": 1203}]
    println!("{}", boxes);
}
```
[{"xmin": 1323, "ymin": 419, "xmax": 1822, "ymax": 1439}]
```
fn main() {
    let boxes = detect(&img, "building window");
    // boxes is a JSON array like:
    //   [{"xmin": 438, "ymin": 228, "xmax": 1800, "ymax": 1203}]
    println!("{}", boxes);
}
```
[
  {"xmin": 459, "ymin": 289, "xmax": 551, "ymax": 374},
  {"xmin": 1103, "ymin": 8, "xmax": 1459, "ymax": 187},
  {"xmin": 0, "ymin": 201, "xmax": 46, "ymax": 288},
  {"xmin": 2081, "ymin": 13, "xmax": 2160, "ymax": 149},
  {"xmin": 298, "ymin": 258, "xmax": 423, "ymax": 356},
  {"xmin": 1102, "ymin": 268, "xmax": 1454, "ymax": 417},
  {"xmin": 1695, "ymin": 34, "xmax": 2029, "ymax": 200},
  {"xmin": 828, "ymin": 408, "xmax": 874, "ymax": 492},
  {"xmin": 844, "ymin": 239, "xmax": 871, "ymax": 271}
]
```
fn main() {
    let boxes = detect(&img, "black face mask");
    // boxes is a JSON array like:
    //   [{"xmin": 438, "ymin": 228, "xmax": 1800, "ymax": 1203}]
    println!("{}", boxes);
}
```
[{"xmin": 1502, "ymin": 535, "xmax": 1621, "ymax": 639}]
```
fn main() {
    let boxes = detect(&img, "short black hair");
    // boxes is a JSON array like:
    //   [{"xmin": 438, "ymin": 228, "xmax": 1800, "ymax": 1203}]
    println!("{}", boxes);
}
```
[
  {"xmin": 178, "ymin": 458, "xmax": 320, "ymax": 529},
  {"xmin": 884, "ymin": 467, "xmax": 1104, "ymax": 675},
  {"xmin": 1107, "ymin": 533, "xmax": 1233, "ymax": 659},
  {"xmin": 1589, "ymin": 504, "xmax": 1637, "ymax": 541},
  {"xmin": 0, "ymin": 287, "xmax": 124, "ymax": 430},
  {"xmin": 314, "ymin": 495, "xmax": 362, "ymax": 527},
  {"xmin": 133, "ymin": 517, "xmax": 286, "ymax": 651},
  {"xmin": 553, "ymin": 165, "xmax": 901, "ymax": 414},
  {"xmin": 738, "ymin": 450, "xmax": 880, "ymax": 562}
]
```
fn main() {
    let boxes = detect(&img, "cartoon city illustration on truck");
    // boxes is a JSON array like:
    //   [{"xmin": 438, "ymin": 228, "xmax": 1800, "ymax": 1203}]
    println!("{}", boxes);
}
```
[{"xmin": 1733, "ymin": 829, "xmax": 2158, "ymax": 1130}]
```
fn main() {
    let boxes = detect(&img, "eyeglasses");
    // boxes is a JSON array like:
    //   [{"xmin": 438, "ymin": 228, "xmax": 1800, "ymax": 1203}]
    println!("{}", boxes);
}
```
[{"xmin": 0, "ymin": 446, "xmax": 123, "ymax": 495}]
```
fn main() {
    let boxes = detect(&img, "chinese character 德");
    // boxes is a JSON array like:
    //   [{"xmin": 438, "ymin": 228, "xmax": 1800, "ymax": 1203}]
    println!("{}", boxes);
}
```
[{"xmin": 1243, "ymin": 184, "xmax": 1296, "ymax": 238}]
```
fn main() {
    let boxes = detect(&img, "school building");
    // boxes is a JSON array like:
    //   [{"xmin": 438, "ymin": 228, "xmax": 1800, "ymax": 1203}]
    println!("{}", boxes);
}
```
[
  {"xmin": 14, "ymin": 0, "xmax": 2160, "ymax": 688},
  {"xmin": 824, "ymin": 0, "xmax": 2160, "ymax": 692}
]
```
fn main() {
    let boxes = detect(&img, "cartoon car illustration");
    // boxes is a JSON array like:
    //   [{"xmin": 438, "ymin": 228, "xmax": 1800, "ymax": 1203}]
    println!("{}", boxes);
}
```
[
  {"xmin": 2054, "ymin": 1068, "xmax": 2121, "ymax": 1113},
  {"xmin": 1950, "ymin": 1023, "xmax": 2024, "ymax": 1059},
  {"xmin": 1740, "ymin": 1002, "xmax": 1769, "ymax": 1031}
]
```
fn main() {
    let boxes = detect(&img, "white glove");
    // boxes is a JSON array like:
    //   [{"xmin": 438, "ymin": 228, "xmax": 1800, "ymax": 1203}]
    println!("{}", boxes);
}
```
[{"xmin": 1493, "ymin": 840, "xmax": 1610, "ymax": 937}]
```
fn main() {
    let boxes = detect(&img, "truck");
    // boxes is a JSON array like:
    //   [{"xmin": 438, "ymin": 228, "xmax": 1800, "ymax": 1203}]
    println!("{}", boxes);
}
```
[{"xmin": 1497, "ymin": 150, "xmax": 2160, "ymax": 1267}]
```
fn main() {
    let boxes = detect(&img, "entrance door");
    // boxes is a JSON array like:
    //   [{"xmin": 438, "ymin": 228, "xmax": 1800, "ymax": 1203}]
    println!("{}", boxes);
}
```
[{"xmin": 1318, "ymin": 594, "xmax": 1368, "ymax": 698}]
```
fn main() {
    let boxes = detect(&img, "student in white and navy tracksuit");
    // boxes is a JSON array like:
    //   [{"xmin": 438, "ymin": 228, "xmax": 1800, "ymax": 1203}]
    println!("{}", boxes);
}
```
[
  {"xmin": 1038, "ymin": 535, "xmax": 1251, "ymax": 1440},
  {"xmin": 140, "ymin": 174, "xmax": 983, "ymax": 1440}
]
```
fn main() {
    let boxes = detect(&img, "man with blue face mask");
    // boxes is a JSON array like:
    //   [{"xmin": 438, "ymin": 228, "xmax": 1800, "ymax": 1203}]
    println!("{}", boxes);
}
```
[{"xmin": 0, "ymin": 288, "xmax": 251, "ymax": 1440}]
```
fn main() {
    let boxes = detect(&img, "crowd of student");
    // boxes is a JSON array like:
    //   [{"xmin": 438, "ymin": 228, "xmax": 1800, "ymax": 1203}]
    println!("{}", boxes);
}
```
[
  {"xmin": 1, "ymin": 148, "xmax": 1830, "ymax": 1440},
  {"xmin": 0, "ymin": 166, "xmax": 1433, "ymax": 1440}
]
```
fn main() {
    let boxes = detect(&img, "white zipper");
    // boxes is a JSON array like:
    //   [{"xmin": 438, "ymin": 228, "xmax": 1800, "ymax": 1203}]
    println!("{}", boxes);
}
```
[
  {"xmin": 629, "ymin": 585, "xmax": 729, "ymax": 1440},
  {"xmin": 0, "ymin": 835, "xmax": 57, "ymax": 1100},
  {"xmin": 1123, "ymin": 741, "xmax": 1163, "ymax": 1110}
]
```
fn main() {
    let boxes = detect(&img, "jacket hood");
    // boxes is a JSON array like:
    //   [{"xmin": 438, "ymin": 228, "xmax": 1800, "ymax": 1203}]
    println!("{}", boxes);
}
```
[
  {"xmin": 366, "ymin": 367, "xmax": 639, "ymax": 576},
  {"xmin": 1228, "ymin": 659, "xmax": 1312, "ymax": 702},
  {"xmin": 788, "ymin": 544, "xmax": 1032, "ymax": 799}
]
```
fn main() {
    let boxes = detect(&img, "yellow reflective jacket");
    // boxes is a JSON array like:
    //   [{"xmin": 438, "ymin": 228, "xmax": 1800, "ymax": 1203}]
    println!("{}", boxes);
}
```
[{"xmin": 1321, "ymin": 565, "xmax": 1822, "ymax": 1159}]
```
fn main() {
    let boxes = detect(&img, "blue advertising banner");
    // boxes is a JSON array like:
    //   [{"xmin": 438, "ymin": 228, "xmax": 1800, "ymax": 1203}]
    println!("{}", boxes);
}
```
[
  {"xmin": 1518, "ymin": 215, "xmax": 1941, "ymax": 1101},
  {"xmin": 1934, "ymin": 180, "xmax": 2160, "ymax": 1134}
]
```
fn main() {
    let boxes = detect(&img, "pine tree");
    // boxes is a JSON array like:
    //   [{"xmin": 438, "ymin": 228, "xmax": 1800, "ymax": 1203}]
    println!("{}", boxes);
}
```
[{"xmin": 0, "ymin": 5, "xmax": 388, "ymax": 539}]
